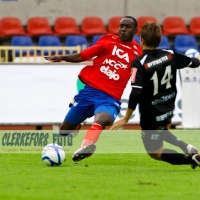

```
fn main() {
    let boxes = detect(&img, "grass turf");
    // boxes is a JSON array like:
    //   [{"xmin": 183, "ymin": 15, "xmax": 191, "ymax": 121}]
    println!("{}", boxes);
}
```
[{"xmin": 0, "ymin": 130, "xmax": 200, "ymax": 200}]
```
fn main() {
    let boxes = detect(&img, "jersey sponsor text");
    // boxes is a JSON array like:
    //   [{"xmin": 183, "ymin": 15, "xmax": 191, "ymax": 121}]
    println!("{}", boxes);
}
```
[
  {"xmin": 103, "ymin": 59, "xmax": 128, "ymax": 69},
  {"xmin": 146, "ymin": 55, "xmax": 168, "ymax": 68},
  {"xmin": 100, "ymin": 66, "xmax": 120, "ymax": 80},
  {"xmin": 156, "ymin": 110, "xmax": 173, "ymax": 122},
  {"xmin": 152, "ymin": 92, "xmax": 176, "ymax": 105}
]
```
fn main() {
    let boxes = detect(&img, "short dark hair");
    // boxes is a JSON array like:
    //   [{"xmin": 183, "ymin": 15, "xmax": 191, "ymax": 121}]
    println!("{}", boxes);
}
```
[{"xmin": 124, "ymin": 16, "xmax": 138, "ymax": 28}]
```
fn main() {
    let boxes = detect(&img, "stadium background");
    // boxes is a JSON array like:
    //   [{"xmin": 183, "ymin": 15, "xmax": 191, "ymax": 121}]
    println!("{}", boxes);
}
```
[
  {"xmin": 0, "ymin": 0, "xmax": 199, "ymax": 24},
  {"xmin": 0, "ymin": 0, "xmax": 199, "ymax": 130}
]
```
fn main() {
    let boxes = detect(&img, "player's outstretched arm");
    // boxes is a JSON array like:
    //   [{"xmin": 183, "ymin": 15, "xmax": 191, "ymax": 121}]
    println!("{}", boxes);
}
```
[
  {"xmin": 44, "ymin": 53, "xmax": 82, "ymax": 63},
  {"xmin": 110, "ymin": 108, "xmax": 134, "ymax": 130}
]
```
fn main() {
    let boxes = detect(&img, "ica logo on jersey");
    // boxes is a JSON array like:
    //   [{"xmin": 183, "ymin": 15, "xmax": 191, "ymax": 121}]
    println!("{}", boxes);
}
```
[
  {"xmin": 112, "ymin": 45, "xmax": 130, "ymax": 63},
  {"xmin": 100, "ymin": 46, "xmax": 130, "ymax": 80}
]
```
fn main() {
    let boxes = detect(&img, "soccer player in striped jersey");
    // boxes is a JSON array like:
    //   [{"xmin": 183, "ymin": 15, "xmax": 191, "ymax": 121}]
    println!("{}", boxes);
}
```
[{"xmin": 110, "ymin": 22, "xmax": 200, "ymax": 169}]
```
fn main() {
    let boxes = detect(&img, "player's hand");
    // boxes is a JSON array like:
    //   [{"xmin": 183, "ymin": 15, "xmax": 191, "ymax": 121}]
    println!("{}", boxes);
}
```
[
  {"xmin": 109, "ymin": 118, "xmax": 128, "ymax": 130},
  {"xmin": 194, "ymin": 54, "xmax": 200, "ymax": 61},
  {"xmin": 44, "ymin": 56, "xmax": 63, "ymax": 63}
]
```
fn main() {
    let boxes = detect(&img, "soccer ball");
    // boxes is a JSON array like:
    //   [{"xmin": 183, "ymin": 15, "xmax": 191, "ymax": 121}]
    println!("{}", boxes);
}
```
[
  {"xmin": 185, "ymin": 48, "xmax": 200, "ymax": 58},
  {"xmin": 42, "ymin": 143, "xmax": 66, "ymax": 166}
]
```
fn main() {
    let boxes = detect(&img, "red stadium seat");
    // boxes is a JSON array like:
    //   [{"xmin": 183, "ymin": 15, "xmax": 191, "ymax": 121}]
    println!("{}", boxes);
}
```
[
  {"xmin": 162, "ymin": 16, "xmax": 189, "ymax": 35},
  {"xmin": 81, "ymin": 16, "xmax": 107, "ymax": 36},
  {"xmin": 108, "ymin": 16, "xmax": 123, "ymax": 35},
  {"xmin": 54, "ymin": 16, "xmax": 81, "ymax": 36},
  {"xmin": 27, "ymin": 17, "xmax": 53, "ymax": 36},
  {"xmin": 0, "ymin": 17, "xmax": 25, "ymax": 37},
  {"xmin": 189, "ymin": 17, "xmax": 200, "ymax": 35},
  {"xmin": 137, "ymin": 16, "xmax": 158, "ymax": 35}
]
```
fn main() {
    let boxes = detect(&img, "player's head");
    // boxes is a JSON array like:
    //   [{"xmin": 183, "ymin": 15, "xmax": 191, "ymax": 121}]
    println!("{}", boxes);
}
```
[
  {"xmin": 140, "ymin": 22, "xmax": 162, "ymax": 49},
  {"xmin": 119, "ymin": 16, "xmax": 138, "ymax": 42}
]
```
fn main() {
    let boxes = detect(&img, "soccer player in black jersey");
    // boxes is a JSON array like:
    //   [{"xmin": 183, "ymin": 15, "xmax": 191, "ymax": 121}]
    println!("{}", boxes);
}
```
[{"xmin": 110, "ymin": 22, "xmax": 200, "ymax": 169}]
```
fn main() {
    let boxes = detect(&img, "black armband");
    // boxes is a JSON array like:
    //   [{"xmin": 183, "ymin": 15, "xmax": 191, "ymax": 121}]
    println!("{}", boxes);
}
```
[{"xmin": 188, "ymin": 57, "xmax": 200, "ymax": 68}]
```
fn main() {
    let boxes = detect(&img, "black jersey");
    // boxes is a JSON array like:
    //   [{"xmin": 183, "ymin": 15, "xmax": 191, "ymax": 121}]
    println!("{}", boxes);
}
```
[{"xmin": 129, "ymin": 49, "xmax": 200, "ymax": 129}]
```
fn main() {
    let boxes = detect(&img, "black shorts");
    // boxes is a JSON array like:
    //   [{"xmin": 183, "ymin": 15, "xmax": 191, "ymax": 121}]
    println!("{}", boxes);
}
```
[{"xmin": 141, "ymin": 126, "xmax": 168, "ymax": 152}]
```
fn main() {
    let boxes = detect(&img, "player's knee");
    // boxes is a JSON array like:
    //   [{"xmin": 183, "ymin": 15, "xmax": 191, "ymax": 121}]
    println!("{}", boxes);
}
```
[
  {"xmin": 94, "ymin": 120, "xmax": 109, "ymax": 128},
  {"xmin": 94, "ymin": 113, "xmax": 113, "ymax": 128},
  {"xmin": 60, "ymin": 123, "xmax": 70, "ymax": 131},
  {"xmin": 59, "ymin": 124, "xmax": 70, "ymax": 136},
  {"xmin": 148, "ymin": 152, "xmax": 162, "ymax": 160},
  {"xmin": 59, "ymin": 122, "xmax": 79, "ymax": 137},
  {"xmin": 60, "ymin": 120, "xmax": 77, "ymax": 130},
  {"xmin": 60, "ymin": 124, "xmax": 65, "ymax": 130},
  {"xmin": 60, "ymin": 124, "xmax": 71, "ymax": 130}
]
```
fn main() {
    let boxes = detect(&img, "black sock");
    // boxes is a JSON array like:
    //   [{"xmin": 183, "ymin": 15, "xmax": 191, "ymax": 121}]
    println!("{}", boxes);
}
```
[
  {"xmin": 164, "ymin": 130, "xmax": 188, "ymax": 153},
  {"xmin": 161, "ymin": 148, "xmax": 194, "ymax": 165}
]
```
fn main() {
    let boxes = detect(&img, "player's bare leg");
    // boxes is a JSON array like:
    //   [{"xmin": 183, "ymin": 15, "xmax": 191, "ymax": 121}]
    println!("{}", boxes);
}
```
[
  {"xmin": 59, "ymin": 120, "xmax": 87, "ymax": 137},
  {"xmin": 147, "ymin": 146, "xmax": 164, "ymax": 160},
  {"xmin": 72, "ymin": 112, "xmax": 113, "ymax": 162}
]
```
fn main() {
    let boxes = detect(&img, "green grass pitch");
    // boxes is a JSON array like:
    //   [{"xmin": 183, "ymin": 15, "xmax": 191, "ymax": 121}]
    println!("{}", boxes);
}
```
[{"xmin": 0, "ymin": 130, "xmax": 200, "ymax": 200}]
